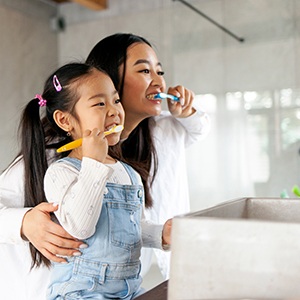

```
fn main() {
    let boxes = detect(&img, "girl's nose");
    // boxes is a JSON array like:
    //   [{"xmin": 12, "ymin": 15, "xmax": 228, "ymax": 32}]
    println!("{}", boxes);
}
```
[{"xmin": 107, "ymin": 106, "xmax": 119, "ymax": 117}]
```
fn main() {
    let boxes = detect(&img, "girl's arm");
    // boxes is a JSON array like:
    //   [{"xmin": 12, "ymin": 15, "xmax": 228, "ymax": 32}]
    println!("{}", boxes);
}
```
[
  {"xmin": 44, "ymin": 157, "xmax": 113, "ymax": 240},
  {"xmin": 140, "ymin": 205, "xmax": 172, "ymax": 250}
]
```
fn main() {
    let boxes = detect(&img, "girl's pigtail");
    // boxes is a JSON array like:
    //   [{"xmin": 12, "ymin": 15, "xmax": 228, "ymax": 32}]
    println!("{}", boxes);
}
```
[{"xmin": 19, "ymin": 97, "xmax": 50, "ymax": 268}]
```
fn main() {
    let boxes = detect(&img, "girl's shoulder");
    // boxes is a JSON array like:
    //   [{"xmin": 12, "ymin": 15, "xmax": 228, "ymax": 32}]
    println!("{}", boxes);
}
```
[{"xmin": 47, "ymin": 157, "xmax": 82, "ymax": 174}]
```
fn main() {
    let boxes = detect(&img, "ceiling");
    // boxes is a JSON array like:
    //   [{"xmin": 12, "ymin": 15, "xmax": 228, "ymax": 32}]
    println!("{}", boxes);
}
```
[{"xmin": 50, "ymin": 0, "xmax": 107, "ymax": 10}]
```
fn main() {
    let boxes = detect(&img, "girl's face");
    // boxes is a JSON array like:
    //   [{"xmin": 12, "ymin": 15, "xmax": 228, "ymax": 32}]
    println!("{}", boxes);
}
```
[
  {"xmin": 71, "ymin": 69, "xmax": 124, "ymax": 146},
  {"xmin": 121, "ymin": 42, "xmax": 166, "ymax": 123}
]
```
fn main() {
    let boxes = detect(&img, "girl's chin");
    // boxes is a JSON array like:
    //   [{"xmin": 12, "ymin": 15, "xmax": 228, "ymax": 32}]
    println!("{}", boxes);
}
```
[{"xmin": 107, "ymin": 135, "xmax": 121, "ymax": 145}]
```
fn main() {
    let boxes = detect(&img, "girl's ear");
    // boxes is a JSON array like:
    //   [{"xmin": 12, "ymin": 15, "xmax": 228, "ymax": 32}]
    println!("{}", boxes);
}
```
[{"xmin": 53, "ymin": 110, "xmax": 73, "ymax": 133}]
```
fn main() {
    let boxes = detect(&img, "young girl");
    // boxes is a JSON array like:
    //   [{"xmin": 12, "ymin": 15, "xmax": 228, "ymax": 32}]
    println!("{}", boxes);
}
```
[{"xmin": 18, "ymin": 62, "xmax": 172, "ymax": 299}]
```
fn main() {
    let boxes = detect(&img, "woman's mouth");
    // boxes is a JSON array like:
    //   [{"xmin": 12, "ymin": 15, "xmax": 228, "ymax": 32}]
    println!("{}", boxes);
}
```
[{"xmin": 146, "ymin": 94, "xmax": 162, "ymax": 102}]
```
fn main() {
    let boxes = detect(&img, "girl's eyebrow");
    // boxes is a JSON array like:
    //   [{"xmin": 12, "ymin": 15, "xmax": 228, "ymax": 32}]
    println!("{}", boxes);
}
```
[
  {"xmin": 88, "ymin": 93, "xmax": 106, "ymax": 101},
  {"xmin": 134, "ymin": 59, "xmax": 162, "ymax": 67},
  {"xmin": 88, "ymin": 90, "xmax": 118, "ymax": 101}
]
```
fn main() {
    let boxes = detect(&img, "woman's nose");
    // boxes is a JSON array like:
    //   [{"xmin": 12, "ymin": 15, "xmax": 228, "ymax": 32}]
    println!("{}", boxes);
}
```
[{"xmin": 151, "ymin": 73, "xmax": 165, "ymax": 88}]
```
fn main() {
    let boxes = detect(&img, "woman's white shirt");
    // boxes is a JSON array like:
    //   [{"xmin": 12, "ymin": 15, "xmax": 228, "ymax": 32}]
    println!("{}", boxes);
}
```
[
  {"xmin": 140, "ymin": 107, "xmax": 210, "ymax": 279},
  {"xmin": 0, "ymin": 157, "xmax": 50, "ymax": 300}
]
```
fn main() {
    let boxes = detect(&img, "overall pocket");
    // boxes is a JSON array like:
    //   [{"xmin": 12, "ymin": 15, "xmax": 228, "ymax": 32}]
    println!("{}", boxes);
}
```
[{"xmin": 107, "ymin": 201, "xmax": 142, "ymax": 250}]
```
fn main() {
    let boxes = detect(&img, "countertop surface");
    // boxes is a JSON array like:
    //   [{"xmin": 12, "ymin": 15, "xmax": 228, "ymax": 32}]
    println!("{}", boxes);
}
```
[{"xmin": 136, "ymin": 280, "xmax": 168, "ymax": 300}]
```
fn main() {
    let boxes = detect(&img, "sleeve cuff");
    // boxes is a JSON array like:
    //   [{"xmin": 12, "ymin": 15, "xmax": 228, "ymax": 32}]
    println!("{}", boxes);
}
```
[
  {"xmin": 141, "ymin": 221, "xmax": 166, "ymax": 250},
  {"xmin": 0, "ymin": 207, "xmax": 31, "ymax": 244}
]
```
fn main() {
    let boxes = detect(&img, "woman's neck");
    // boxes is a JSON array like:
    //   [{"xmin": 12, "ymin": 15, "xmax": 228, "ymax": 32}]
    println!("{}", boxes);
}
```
[{"xmin": 121, "ymin": 114, "xmax": 145, "ymax": 140}]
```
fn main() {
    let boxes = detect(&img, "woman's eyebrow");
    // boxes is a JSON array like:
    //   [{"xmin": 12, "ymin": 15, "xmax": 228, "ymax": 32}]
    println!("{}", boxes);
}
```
[
  {"xmin": 133, "ymin": 59, "xmax": 162, "ymax": 68},
  {"xmin": 134, "ymin": 59, "xmax": 150, "ymax": 66}
]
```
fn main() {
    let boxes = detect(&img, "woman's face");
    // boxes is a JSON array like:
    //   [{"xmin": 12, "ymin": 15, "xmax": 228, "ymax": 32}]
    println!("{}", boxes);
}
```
[{"xmin": 121, "ymin": 42, "xmax": 166, "ymax": 123}]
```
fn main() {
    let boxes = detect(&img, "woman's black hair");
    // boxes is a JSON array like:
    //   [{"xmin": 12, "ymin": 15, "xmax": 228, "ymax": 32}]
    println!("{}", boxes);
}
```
[
  {"xmin": 86, "ymin": 33, "xmax": 157, "ymax": 208},
  {"xmin": 19, "ymin": 62, "xmax": 96, "ymax": 268}
]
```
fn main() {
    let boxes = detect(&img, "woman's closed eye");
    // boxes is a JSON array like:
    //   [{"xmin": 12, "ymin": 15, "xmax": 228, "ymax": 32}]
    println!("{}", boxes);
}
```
[
  {"xmin": 139, "ymin": 69, "xmax": 165, "ymax": 76},
  {"xmin": 139, "ymin": 68, "xmax": 150, "ymax": 74}
]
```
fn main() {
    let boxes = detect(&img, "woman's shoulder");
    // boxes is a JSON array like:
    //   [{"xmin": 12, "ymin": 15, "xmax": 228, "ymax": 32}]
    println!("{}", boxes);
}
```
[{"xmin": 0, "ymin": 156, "xmax": 24, "ymax": 180}]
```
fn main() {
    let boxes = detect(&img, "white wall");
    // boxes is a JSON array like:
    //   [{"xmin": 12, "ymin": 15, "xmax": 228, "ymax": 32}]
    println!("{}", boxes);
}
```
[
  {"xmin": 57, "ymin": 0, "xmax": 300, "ymax": 209},
  {"xmin": 0, "ymin": 0, "xmax": 59, "ymax": 171},
  {"xmin": 1, "ymin": 0, "xmax": 300, "ymax": 209}
]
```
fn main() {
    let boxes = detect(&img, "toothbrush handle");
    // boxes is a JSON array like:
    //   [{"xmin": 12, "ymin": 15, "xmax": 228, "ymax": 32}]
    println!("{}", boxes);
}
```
[
  {"xmin": 156, "ymin": 93, "xmax": 180, "ymax": 102},
  {"xmin": 57, "ymin": 139, "xmax": 83, "ymax": 153},
  {"xmin": 167, "ymin": 94, "xmax": 180, "ymax": 101},
  {"xmin": 56, "ymin": 129, "xmax": 114, "ymax": 153}
]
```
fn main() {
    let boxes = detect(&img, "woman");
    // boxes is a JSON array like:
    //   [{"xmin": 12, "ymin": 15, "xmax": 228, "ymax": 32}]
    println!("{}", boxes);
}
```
[
  {"xmin": 86, "ymin": 33, "xmax": 210, "ymax": 278},
  {"xmin": 0, "ymin": 33, "xmax": 209, "ymax": 299}
]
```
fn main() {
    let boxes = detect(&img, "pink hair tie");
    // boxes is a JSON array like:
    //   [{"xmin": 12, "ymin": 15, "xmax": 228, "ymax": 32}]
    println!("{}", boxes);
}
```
[
  {"xmin": 35, "ymin": 94, "xmax": 47, "ymax": 107},
  {"xmin": 53, "ymin": 75, "xmax": 62, "ymax": 92}
]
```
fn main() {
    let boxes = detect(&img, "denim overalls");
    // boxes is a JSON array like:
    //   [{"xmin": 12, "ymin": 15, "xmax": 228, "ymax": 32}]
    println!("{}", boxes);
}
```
[{"xmin": 47, "ymin": 158, "xmax": 144, "ymax": 300}]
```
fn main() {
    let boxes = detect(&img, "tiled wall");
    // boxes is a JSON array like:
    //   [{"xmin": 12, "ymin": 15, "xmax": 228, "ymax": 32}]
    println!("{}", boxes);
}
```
[{"xmin": 1, "ymin": 0, "xmax": 300, "ymax": 209}]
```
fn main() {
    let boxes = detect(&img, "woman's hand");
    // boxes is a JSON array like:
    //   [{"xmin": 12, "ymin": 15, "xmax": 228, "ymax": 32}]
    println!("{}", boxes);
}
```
[
  {"xmin": 167, "ymin": 85, "xmax": 196, "ymax": 118},
  {"xmin": 21, "ymin": 202, "xmax": 87, "ymax": 263}
]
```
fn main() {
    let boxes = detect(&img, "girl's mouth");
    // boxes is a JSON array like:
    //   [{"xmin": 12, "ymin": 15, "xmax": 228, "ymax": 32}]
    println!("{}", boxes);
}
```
[{"xmin": 105, "ymin": 124, "xmax": 117, "ymax": 131}]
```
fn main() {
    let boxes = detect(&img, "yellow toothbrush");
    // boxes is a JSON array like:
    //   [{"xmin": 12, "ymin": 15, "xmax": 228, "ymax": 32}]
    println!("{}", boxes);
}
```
[{"xmin": 56, "ymin": 125, "xmax": 124, "ymax": 153}]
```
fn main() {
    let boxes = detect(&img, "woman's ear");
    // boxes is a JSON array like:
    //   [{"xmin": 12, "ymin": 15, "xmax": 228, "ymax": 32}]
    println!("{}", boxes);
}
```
[{"xmin": 53, "ymin": 110, "xmax": 73, "ymax": 133}]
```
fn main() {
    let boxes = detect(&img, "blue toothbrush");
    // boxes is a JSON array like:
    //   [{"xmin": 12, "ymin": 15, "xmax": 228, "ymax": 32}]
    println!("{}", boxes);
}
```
[{"xmin": 154, "ymin": 92, "xmax": 180, "ymax": 102}]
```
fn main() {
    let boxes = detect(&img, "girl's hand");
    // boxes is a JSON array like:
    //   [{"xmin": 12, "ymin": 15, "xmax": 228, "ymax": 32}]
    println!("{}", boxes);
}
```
[
  {"xmin": 162, "ymin": 218, "xmax": 173, "ymax": 246},
  {"xmin": 167, "ymin": 85, "xmax": 196, "ymax": 118},
  {"xmin": 21, "ymin": 202, "xmax": 87, "ymax": 263},
  {"xmin": 82, "ymin": 128, "xmax": 108, "ymax": 162}
]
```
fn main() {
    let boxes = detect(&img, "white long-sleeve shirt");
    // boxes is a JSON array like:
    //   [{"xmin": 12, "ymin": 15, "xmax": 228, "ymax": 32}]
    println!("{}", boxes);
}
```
[
  {"xmin": 141, "ymin": 107, "xmax": 210, "ymax": 279},
  {"xmin": 44, "ymin": 157, "xmax": 164, "ymax": 248},
  {"xmin": 0, "ymin": 157, "xmax": 49, "ymax": 300}
]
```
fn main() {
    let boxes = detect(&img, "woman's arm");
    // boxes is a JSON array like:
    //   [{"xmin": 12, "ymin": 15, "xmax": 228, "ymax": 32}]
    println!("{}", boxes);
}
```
[
  {"xmin": 0, "ymin": 157, "xmax": 31, "ymax": 244},
  {"xmin": 0, "ymin": 157, "xmax": 86, "ymax": 263},
  {"xmin": 44, "ymin": 157, "xmax": 113, "ymax": 240},
  {"xmin": 157, "ymin": 85, "xmax": 210, "ymax": 147},
  {"xmin": 21, "ymin": 202, "xmax": 86, "ymax": 263}
]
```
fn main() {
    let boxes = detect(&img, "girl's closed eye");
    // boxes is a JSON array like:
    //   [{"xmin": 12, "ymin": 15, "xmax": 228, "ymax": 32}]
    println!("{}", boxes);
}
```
[{"xmin": 93, "ymin": 102, "xmax": 105, "ymax": 107}]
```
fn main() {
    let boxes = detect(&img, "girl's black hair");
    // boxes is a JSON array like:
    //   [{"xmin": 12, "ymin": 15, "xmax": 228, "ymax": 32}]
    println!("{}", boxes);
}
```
[
  {"xmin": 19, "ymin": 63, "xmax": 96, "ymax": 268},
  {"xmin": 86, "ymin": 33, "xmax": 157, "ymax": 208}
]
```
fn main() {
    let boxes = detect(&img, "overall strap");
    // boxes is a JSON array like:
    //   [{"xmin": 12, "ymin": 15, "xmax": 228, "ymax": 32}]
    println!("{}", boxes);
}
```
[
  {"xmin": 57, "ymin": 158, "xmax": 141, "ymax": 187},
  {"xmin": 56, "ymin": 157, "xmax": 81, "ymax": 170},
  {"xmin": 119, "ymin": 161, "xmax": 141, "ymax": 186}
]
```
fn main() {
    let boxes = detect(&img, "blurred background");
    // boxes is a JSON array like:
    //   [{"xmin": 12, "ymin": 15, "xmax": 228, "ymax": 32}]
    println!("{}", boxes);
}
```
[{"xmin": 1, "ymin": 0, "xmax": 300, "ymax": 288}]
